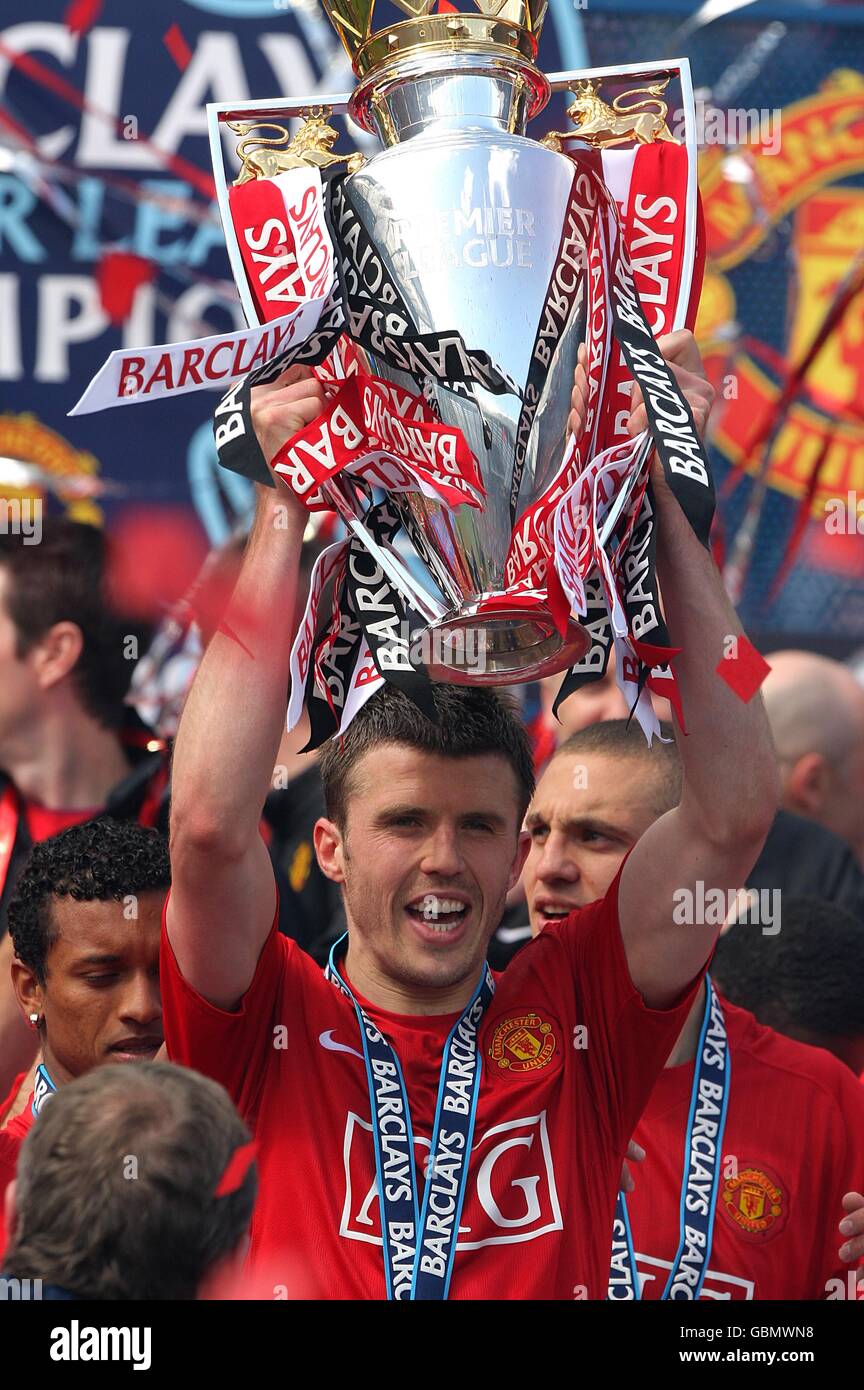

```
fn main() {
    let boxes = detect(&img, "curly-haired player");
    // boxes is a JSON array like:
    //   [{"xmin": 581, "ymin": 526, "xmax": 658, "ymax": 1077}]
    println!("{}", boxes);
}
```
[
  {"xmin": 0, "ymin": 818, "xmax": 170, "ymax": 1256},
  {"xmin": 6, "ymin": 817, "xmax": 169, "ymax": 1116}
]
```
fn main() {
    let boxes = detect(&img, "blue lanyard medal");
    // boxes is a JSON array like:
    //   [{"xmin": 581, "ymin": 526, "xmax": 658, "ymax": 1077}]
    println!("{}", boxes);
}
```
[
  {"xmin": 327, "ymin": 939, "xmax": 494, "ymax": 1300},
  {"xmin": 31, "ymin": 1062, "xmax": 57, "ymax": 1118},
  {"xmin": 608, "ymin": 977, "xmax": 731, "ymax": 1300}
]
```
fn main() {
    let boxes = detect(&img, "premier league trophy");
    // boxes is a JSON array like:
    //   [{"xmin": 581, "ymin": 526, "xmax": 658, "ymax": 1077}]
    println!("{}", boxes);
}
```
[{"xmin": 72, "ymin": 1, "xmax": 709, "ymax": 741}]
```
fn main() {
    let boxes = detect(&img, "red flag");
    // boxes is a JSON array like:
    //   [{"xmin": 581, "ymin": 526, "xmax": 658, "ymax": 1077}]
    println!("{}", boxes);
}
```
[
  {"xmin": 64, "ymin": 0, "xmax": 103, "ymax": 36},
  {"xmin": 215, "ymin": 1141, "xmax": 257, "ymax": 1198},
  {"xmin": 107, "ymin": 507, "xmax": 209, "ymax": 622},
  {"xmin": 715, "ymin": 636, "xmax": 771, "ymax": 704},
  {"xmin": 96, "ymin": 251, "xmax": 155, "ymax": 325},
  {"xmin": 163, "ymin": 23, "xmax": 193, "ymax": 72}
]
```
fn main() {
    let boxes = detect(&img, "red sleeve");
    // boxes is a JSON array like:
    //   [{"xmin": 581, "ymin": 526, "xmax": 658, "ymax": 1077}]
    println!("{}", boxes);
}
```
[
  {"xmin": 0, "ymin": 1072, "xmax": 25, "ymax": 1127},
  {"xmin": 548, "ymin": 857, "xmax": 705, "ymax": 1151},
  {"xmin": 0, "ymin": 1129, "xmax": 21, "ymax": 1264},
  {"xmin": 159, "ymin": 891, "xmax": 289, "ymax": 1123},
  {"xmin": 815, "ymin": 1063, "xmax": 864, "ymax": 1295}
]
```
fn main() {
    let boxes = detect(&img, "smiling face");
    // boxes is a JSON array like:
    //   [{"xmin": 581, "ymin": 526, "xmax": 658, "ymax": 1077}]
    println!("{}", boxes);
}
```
[
  {"xmin": 314, "ymin": 745, "xmax": 529, "ymax": 1012},
  {"xmin": 13, "ymin": 889, "xmax": 165, "ymax": 1083},
  {"xmin": 524, "ymin": 751, "xmax": 665, "ymax": 934}
]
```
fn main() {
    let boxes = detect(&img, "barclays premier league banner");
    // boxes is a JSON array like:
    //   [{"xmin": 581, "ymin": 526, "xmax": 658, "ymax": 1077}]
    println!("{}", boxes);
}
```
[
  {"xmin": 1, "ymin": 0, "xmax": 863, "ymax": 641},
  {"xmin": 2, "ymin": 0, "xmax": 586, "ymax": 548}
]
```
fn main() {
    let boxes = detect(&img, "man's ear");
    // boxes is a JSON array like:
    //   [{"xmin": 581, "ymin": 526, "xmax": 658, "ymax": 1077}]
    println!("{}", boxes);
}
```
[
  {"xmin": 507, "ymin": 829, "xmax": 531, "ymax": 894},
  {"xmin": 10, "ymin": 955, "xmax": 44, "ymax": 1025},
  {"xmin": 314, "ymin": 817, "xmax": 346, "ymax": 885},
  {"xmin": 31, "ymin": 621, "xmax": 84, "ymax": 694},
  {"xmin": 785, "ymin": 751, "xmax": 832, "ymax": 818}
]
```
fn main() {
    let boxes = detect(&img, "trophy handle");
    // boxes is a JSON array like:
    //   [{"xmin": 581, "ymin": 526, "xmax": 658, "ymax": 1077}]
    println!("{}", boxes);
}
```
[
  {"xmin": 539, "ymin": 57, "xmax": 700, "ymax": 552},
  {"xmin": 542, "ymin": 59, "xmax": 698, "ymax": 334},
  {"xmin": 207, "ymin": 96, "xmax": 356, "ymax": 330}
]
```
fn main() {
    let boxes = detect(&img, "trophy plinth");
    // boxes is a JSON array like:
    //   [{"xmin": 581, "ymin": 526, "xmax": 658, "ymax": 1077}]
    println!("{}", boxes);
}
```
[{"xmin": 424, "ymin": 605, "xmax": 588, "ymax": 685}]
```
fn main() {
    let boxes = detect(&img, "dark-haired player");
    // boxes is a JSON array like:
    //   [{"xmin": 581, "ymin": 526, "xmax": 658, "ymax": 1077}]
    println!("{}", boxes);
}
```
[
  {"xmin": 0, "ymin": 520, "xmax": 168, "ymax": 1092},
  {"xmin": 524, "ymin": 720, "xmax": 864, "ymax": 1299},
  {"xmin": 160, "ymin": 339, "xmax": 780, "ymax": 1299},
  {"xmin": 2, "ymin": 1062, "xmax": 255, "ymax": 1301},
  {"xmin": 0, "ymin": 817, "xmax": 169, "ymax": 1254},
  {"xmin": 2, "ymin": 818, "xmax": 168, "ymax": 1124},
  {"xmin": 713, "ymin": 898, "xmax": 864, "ymax": 1074}
]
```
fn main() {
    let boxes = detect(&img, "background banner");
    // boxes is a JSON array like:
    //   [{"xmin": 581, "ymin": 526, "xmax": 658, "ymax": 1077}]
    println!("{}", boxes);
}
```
[{"xmin": 1, "ymin": 0, "xmax": 862, "ymax": 644}]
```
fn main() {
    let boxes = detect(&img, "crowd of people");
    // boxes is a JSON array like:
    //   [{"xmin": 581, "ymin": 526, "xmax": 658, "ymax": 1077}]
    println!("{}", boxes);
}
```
[{"xmin": 1, "ymin": 334, "xmax": 863, "ymax": 1301}]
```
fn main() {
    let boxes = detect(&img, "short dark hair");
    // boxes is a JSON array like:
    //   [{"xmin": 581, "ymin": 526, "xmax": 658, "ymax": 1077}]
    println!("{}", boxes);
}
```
[
  {"xmin": 0, "ymin": 519, "xmax": 143, "ymax": 728},
  {"xmin": 5, "ymin": 1061, "xmax": 256, "ymax": 1300},
  {"xmin": 8, "ymin": 818, "xmax": 170, "ymax": 984},
  {"xmin": 713, "ymin": 897, "xmax": 864, "ymax": 1039},
  {"xmin": 551, "ymin": 719, "xmax": 682, "ymax": 818},
  {"xmin": 319, "ymin": 684, "xmax": 535, "ymax": 830}
]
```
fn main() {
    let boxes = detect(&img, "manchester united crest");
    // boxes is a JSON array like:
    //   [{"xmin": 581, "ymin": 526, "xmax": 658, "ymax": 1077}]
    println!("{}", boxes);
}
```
[
  {"xmin": 721, "ymin": 1165, "xmax": 786, "ymax": 1242},
  {"xmin": 488, "ymin": 1013, "xmax": 557, "ymax": 1075}
]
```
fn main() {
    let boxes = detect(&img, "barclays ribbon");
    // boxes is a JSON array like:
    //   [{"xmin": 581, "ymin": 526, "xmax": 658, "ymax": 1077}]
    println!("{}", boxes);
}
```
[
  {"xmin": 608, "ymin": 977, "xmax": 730, "ymax": 1301},
  {"xmin": 326, "ymin": 937, "xmax": 494, "ymax": 1300}
]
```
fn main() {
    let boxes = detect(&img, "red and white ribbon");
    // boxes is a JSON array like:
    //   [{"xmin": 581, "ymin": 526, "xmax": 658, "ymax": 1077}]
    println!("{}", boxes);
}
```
[{"xmin": 228, "ymin": 167, "xmax": 334, "ymax": 323}]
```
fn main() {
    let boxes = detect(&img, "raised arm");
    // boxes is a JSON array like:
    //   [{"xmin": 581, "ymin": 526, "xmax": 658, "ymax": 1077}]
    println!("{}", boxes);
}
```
[
  {"xmin": 167, "ymin": 369, "xmax": 323, "ymax": 1009},
  {"xmin": 616, "ymin": 333, "xmax": 780, "ymax": 1006}
]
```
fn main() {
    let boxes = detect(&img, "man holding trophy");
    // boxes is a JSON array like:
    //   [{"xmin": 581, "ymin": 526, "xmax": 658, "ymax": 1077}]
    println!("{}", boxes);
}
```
[
  {"xmin": 67, "ymin": 0, "xmax": 780, "ymax": 1298},
  {"xmin": 161, "ymin": 321, "xmax": 777, "ymax": 1299}
]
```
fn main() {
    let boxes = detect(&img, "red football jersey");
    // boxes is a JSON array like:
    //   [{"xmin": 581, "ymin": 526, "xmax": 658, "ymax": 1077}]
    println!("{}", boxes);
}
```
[
  {"xmin": 0, "ymin": 1110, "xmax": 28, "ymax": 1263},
  {"xmin": 162, "ymin": 868, "xmax": 702, "ymax": 1300},
  {"xmin": 23, "ymin": 803, "xmax": 99, "ymax": 843},
  {"xmin": 0, "ymin": 1071, "xmax": 26, "ymax": 1127},
  {"xmin": 3, "ymin": 1103, "xmax": 33, "ymax": 1142},
  {"xmin": 627, "ymin": 997, "xmax": 864, "ymax": 1300}
]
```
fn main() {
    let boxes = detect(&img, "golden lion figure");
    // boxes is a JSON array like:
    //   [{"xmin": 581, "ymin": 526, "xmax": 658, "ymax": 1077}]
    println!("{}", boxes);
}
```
[
  {"xmin": 228, "ymin": 113, "xmax": 358, "ymax": 184},
  {"xmin": 543, "ymin": 78, "xmax": 679, "ymax": 152}
]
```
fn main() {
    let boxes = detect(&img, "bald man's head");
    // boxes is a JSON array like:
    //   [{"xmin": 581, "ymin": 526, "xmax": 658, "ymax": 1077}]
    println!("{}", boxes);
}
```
[{"xmin": 762, "ymin": 650, "xmax": 864, "ymax": 864}]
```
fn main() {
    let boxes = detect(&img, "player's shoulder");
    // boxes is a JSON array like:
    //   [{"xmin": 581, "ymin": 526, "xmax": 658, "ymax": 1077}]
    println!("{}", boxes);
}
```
[
  {"xmin": 494, "ymin": 888, "xmax": 615, "ymax": 992},
  {"xmin": 724, "ymin": 998, "xmax": 864, "ymax": 1110},
  {"xmin": 2, "ymin": 1104, "xmax": 33, "ymax": 1142},
  {"xmin": 278, "ymin": 927, "xmax": 335, "ymax": 986}
]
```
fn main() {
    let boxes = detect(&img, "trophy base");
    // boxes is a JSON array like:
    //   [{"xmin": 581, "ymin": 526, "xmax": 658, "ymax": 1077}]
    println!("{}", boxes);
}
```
[{"xmin": 423, "ymin": 602, "xmax": 590, "ymax": 687}]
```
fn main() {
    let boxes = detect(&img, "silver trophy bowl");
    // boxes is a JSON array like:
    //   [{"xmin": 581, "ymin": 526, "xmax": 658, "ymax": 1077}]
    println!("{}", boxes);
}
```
[
  {"xmin": 344, "ymin": 47, "xmax": 591, "ymax": 683},
  {"xmin": 208, "ymin": 47, "xmax": 700, "ymax": 689}
]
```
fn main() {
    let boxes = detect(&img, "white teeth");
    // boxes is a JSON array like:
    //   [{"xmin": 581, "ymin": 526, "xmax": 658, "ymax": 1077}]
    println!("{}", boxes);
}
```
[{"xmin": 412, "ymin": 896, "xmax": 467, "ymax": 917}]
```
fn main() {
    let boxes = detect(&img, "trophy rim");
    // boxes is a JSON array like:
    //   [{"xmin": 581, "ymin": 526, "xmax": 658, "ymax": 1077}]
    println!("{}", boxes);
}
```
[
  {"xmin": 423, "ymin": 608, "xmax": 591, "ymax": 686},
  {"xmin": 349, "ymin": 35, "xmax": 551, "ymax": 134},
  {"xmin": 352, "ymin": 15, "xmax": 539, "ymax": 81}
]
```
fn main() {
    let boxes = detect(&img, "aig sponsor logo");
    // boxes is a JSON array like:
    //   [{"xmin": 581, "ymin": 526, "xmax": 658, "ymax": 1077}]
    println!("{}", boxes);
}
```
[
  {"xmin": 340, "ymin": 1111, "xmax": 562, "ymax": 1248},
  {"xmin": 634, "ymin": 1251, "xmax": 755, "ymax": 1301}
]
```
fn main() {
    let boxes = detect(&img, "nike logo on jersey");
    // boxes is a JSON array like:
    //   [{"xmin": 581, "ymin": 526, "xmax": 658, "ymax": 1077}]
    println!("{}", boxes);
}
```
[{"xmin": 318, "ymin": 1030, "xmax": 364, "ymax": 1061}]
